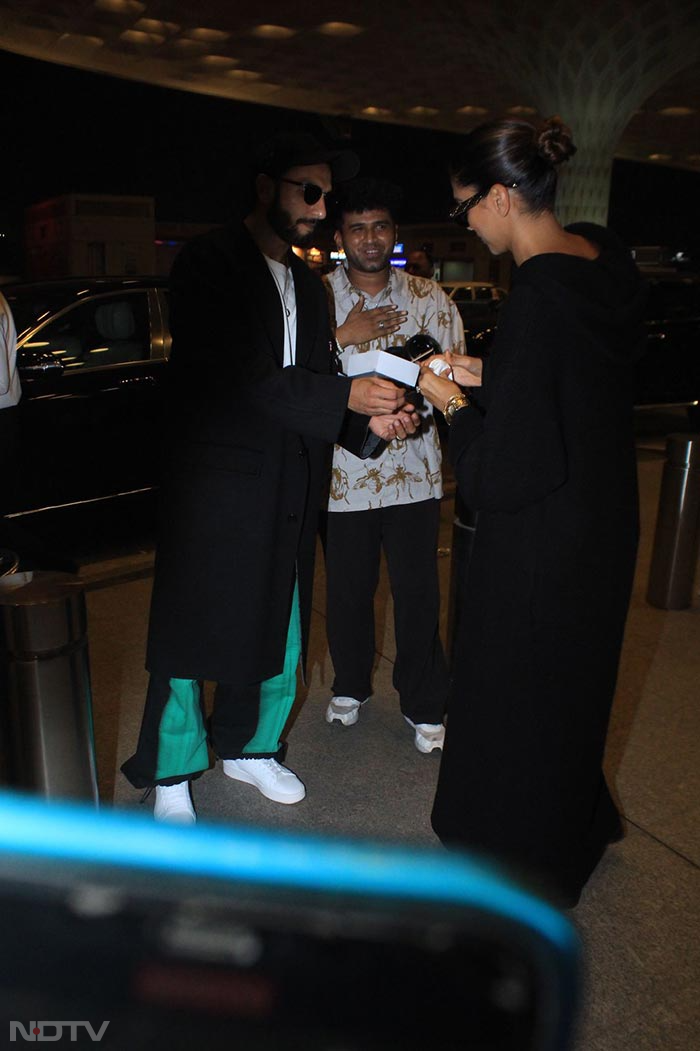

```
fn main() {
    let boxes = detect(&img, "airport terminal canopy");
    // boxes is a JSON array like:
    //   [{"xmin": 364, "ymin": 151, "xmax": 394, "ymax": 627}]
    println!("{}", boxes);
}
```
[{"xmin": 0, "ymin": 0, "xmax": 699, "ymax": 220}]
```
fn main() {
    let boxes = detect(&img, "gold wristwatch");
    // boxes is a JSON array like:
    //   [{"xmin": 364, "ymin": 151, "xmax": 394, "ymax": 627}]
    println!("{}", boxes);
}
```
[{"xmin": 443, "ymin": 392, "xmax": 470, "ymax": 425}]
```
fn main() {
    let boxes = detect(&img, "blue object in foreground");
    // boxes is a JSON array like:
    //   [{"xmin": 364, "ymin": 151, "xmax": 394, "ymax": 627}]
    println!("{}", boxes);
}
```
[{"xmin": 0, "ymin": 789, "xmax": 580, "ymax": 1050}]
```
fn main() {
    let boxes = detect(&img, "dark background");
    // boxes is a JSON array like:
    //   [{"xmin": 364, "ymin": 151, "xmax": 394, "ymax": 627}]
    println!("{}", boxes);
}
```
[{"xmin": 2, "ymin": 49, "xmax": 699, "ymax": 274}]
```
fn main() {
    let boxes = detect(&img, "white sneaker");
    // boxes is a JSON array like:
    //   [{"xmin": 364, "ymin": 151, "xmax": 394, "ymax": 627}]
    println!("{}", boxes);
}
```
[
  {"xmin": 326, "ymin": 695, "xmax": 366, "ymax": 726},
  {"xmin": 154, "ymin": 782, "xmax": 196, "ymax": 824},
  {"xmin": 223, "ymin": 758, "xmax": 306, "ymax": 804},
  {"xmin": 404, "ymin": 716, "xmax": 445, "ymax": 754}
]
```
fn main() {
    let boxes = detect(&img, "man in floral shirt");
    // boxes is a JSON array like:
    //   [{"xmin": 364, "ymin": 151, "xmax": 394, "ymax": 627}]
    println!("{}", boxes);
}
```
[{"xmin": 323, "ymin": 177, "xmax": 465, "ymax": 752}]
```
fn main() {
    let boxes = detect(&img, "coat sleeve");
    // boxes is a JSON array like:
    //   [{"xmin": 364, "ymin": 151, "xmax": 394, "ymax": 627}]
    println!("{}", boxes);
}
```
[
  {"xmin": 448, "ymin": 284, "xmax": 568, "ymax": 513},
  {"xmin": 243, "ymin": 267, "xmax": 379, "ymax": 455}
]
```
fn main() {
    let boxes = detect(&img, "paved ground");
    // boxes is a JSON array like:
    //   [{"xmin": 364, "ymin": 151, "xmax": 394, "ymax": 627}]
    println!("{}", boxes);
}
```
[{"xmin": 3, "ymin": 409, "xmax": 699, "ymax": 1049}]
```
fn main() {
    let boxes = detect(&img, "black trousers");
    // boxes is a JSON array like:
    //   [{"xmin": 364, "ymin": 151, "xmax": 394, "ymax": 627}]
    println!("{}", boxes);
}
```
[{"xmin": 324, "ymin": 499, "xmax": 448, "ymax": 724}]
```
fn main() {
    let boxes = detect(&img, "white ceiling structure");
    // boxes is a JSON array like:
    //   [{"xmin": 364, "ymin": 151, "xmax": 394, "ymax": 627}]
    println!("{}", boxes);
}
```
[{"xmin": 0, "ymin": 0, "xmax": 699, "ymax": 170}]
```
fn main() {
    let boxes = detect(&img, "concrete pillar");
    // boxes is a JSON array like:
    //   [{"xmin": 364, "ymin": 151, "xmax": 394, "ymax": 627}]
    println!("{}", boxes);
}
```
[{"xmin": 471, "ymin": 0, "xmax": 700, "ymax": 225}]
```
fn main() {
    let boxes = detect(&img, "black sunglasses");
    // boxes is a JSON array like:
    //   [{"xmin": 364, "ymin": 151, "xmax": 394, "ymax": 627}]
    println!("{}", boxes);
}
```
[
  {"xmin": 449, "ymin": 183, "xmax": 518, "ymax": 228},
  {"xmin": 279, "ymin": 178, "xmax": 331, "ymax": 205}
]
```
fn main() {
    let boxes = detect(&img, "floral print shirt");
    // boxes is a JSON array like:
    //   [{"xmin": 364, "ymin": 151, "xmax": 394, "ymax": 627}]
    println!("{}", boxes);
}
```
[{"xmin": 324, "ymin": 265, "xmax": 465, "ymax": 511}]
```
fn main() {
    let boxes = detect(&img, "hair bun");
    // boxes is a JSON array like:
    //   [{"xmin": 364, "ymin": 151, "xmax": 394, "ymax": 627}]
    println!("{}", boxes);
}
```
[{"xmin": 537, "ymin": 116, "xmax": 577, "ymax": 167}]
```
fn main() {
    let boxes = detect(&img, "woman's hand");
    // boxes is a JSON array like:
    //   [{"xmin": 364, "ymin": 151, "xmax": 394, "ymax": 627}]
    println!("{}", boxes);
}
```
[
  {"xmin": 369, "ymin": 408, "xmax": 421, "ymax": 441},
  {"xmin": 418, "ymin": 366, "xmax": 462, "ymax": 414},
  {"xmin": 424, "ymin": 352, "xmax": 483, "ymax": 388}
]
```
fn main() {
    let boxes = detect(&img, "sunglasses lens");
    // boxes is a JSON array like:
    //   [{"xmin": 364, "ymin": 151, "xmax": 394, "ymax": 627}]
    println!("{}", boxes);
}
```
[
  {"xmin": 303, "ymin": 184, "xmax": 323, "ymax": 205},
  {"xmin": 451, "ymin": 192, "xmax": 482, "ymax": 227}
]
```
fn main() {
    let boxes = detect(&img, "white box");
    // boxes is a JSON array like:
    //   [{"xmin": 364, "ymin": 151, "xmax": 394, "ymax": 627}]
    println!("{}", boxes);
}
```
[{"xmin": 345, "ymin": 349, "xmax": 419, "ymax": 387}]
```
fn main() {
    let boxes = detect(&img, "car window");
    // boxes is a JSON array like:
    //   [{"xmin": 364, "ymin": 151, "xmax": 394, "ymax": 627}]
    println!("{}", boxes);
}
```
[
  {"xmin": 474, "ymin": 287, "xmax": 494, "ymax": 302},
  {"xmin": 7, "ymin": 290, "xmax": 78, "ymax": 338},
  {"xmin": 450, "ymin": 288, "xmax": 474, "ymax": 303},
  {"xmin": 21, "ymin": 293, "xmax": 151, "ymax": 370}
]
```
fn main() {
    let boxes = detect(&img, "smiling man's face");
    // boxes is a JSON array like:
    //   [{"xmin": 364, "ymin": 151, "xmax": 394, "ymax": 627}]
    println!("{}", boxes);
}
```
[{"xmin": 335, "ymin": 208, "xmax": 397, "ymax": 275}]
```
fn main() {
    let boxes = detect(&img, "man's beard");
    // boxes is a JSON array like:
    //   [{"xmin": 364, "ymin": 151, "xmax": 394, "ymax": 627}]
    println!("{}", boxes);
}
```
[{"xmin": 267, "ymin": 197, "xmax": 317, "ymax": 247}]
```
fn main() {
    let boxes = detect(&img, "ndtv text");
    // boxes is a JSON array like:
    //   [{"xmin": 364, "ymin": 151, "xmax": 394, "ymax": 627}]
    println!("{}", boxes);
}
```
[{"xmin": 10, "ymin": 1022, "xmax": 110, "ymax": 1042}]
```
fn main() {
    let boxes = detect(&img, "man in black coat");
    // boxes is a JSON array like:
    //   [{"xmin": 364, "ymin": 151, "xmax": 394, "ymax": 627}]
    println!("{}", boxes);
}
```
[{"xmin": 122, "ymin": 133, "xmax": 417, "ymax": 822}]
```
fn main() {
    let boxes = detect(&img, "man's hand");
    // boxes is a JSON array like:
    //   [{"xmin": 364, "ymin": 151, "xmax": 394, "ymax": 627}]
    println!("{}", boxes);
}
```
[
  {"xmin": 349, "ymin": 376, "xmax": 406, "ymax": 416},
  {"xmin": 337, "ymin": 297, "xmax": 408, "ymax": 347},
  {"xmin": 369, "ymin": 409, "xmax": 421, "ymax": 442}
]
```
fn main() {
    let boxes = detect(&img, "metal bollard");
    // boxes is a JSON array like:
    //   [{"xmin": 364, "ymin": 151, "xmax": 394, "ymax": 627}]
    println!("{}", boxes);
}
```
[
  {"xmin": 647, "ymin": 434, "xmax": 700, "ymax": 610},
  {"xmin": 0, "ymin": 567, "xmax": 98, "ymax": 802},
  {"xmin": 446, "ymin": 490, "xmax": 478, "ymax": 670}
]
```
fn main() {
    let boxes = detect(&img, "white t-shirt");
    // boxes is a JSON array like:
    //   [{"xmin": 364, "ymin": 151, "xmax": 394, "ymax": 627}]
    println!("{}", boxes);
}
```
[
  {"xmin": 0, "ymin": 291, "xmax": 20, "ymax": 409},
  {"xmin": 264, "ymin": 256, "xmax": 297, "ymax": 368}
]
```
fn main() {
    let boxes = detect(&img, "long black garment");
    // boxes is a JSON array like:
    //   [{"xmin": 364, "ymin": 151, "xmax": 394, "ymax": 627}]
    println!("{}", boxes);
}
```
[
  {"xmin": 145, "ymin": 223, "xmax": 372, "ymax": 687},
  {"xmin": 432, "ymin": 225, "xmax": 647, "ymax": 907}
]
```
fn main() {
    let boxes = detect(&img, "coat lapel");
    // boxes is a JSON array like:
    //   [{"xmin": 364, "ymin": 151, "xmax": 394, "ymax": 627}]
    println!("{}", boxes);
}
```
[
  {"xmin": 247, "ymin": 240, "xmax": 285, "ymax": 367},
  {"xmin": 231, "ymin": 224, "xmax": 317, "ymax": 369},
  {"xmin": 224, "ymin": 224, "xmax": 283, "ymax": 367}
]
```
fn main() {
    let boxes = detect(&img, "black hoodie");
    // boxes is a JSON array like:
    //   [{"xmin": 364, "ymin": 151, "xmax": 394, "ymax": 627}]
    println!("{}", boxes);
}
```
[{"xmin": 433, "ymin": 223, "xmax": 644, "ymax": 906}]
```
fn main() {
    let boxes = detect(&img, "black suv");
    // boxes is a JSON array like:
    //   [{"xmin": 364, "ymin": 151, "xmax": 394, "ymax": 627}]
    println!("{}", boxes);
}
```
[
  {"xmin": 4, "ymin": 277, "xmax": 170, "ymax": 516},
  {"xmin": 439, "ymin": 281, "xmax": 507, "ymax": 338}
]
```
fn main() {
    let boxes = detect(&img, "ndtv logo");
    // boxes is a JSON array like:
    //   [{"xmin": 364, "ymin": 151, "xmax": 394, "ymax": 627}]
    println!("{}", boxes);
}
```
[{"xmin": 10, "ymin": 1022, "xmax": 110, "ymax": 1042}]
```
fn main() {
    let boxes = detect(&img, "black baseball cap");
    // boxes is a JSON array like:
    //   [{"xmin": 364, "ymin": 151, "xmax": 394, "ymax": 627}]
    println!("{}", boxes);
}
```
[{"xmin": 253, "ymin": 132, "xmax": 359, "ymax": 183}]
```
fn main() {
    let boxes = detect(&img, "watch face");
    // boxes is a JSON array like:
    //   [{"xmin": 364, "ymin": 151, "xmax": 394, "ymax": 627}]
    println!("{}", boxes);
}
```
[{"xmin": 445, "ymin": 394, "xmax": 468, "ymax": 423}]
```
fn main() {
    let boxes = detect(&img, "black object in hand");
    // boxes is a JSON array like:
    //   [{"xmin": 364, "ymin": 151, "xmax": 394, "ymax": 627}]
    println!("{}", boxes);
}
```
[
  {"xmin": 404, "ymin": 334, "xmax": 442, "ymax": 362},
  {"xmin": 403, "ymin": 387, "xmax": 424, "ymax": 411}
]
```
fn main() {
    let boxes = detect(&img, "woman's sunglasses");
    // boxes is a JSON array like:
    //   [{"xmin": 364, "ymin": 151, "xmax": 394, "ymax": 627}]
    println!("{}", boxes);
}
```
[{"xmin": 449, "ymin": 183, "xmax": 518, "ymax": 228}]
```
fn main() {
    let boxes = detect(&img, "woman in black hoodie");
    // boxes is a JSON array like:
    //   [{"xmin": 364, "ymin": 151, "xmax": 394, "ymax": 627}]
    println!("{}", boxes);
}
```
[{"xmin": 418, "ymin": 117, "xmax": 647, "ymax": 907}]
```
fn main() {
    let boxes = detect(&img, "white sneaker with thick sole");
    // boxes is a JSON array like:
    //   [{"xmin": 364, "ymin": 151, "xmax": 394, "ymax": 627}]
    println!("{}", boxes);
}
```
[
  {"xmin": 404, "ymin": 717, "xmax": 445, "ymax": 753},
  {"xmin": 223, "ymin": 758, "xmax": 306, "ymax": 804},
  {"xmin": 154, "ymin": 782, "xmax": 196, "ymax": 824},
  {"xmin": 326, "ymin": 695, "xmax": 366, "ymax": 726}
]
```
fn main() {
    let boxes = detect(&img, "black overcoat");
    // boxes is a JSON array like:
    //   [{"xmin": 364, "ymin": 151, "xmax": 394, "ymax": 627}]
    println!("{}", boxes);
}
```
[
  {"xmin": 146, "ymin": 223, "xmax": 368, "ymax": 685},
  {"xmin": 432, "ymin": 225, "xmax": 647, "ymax": 906}
]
